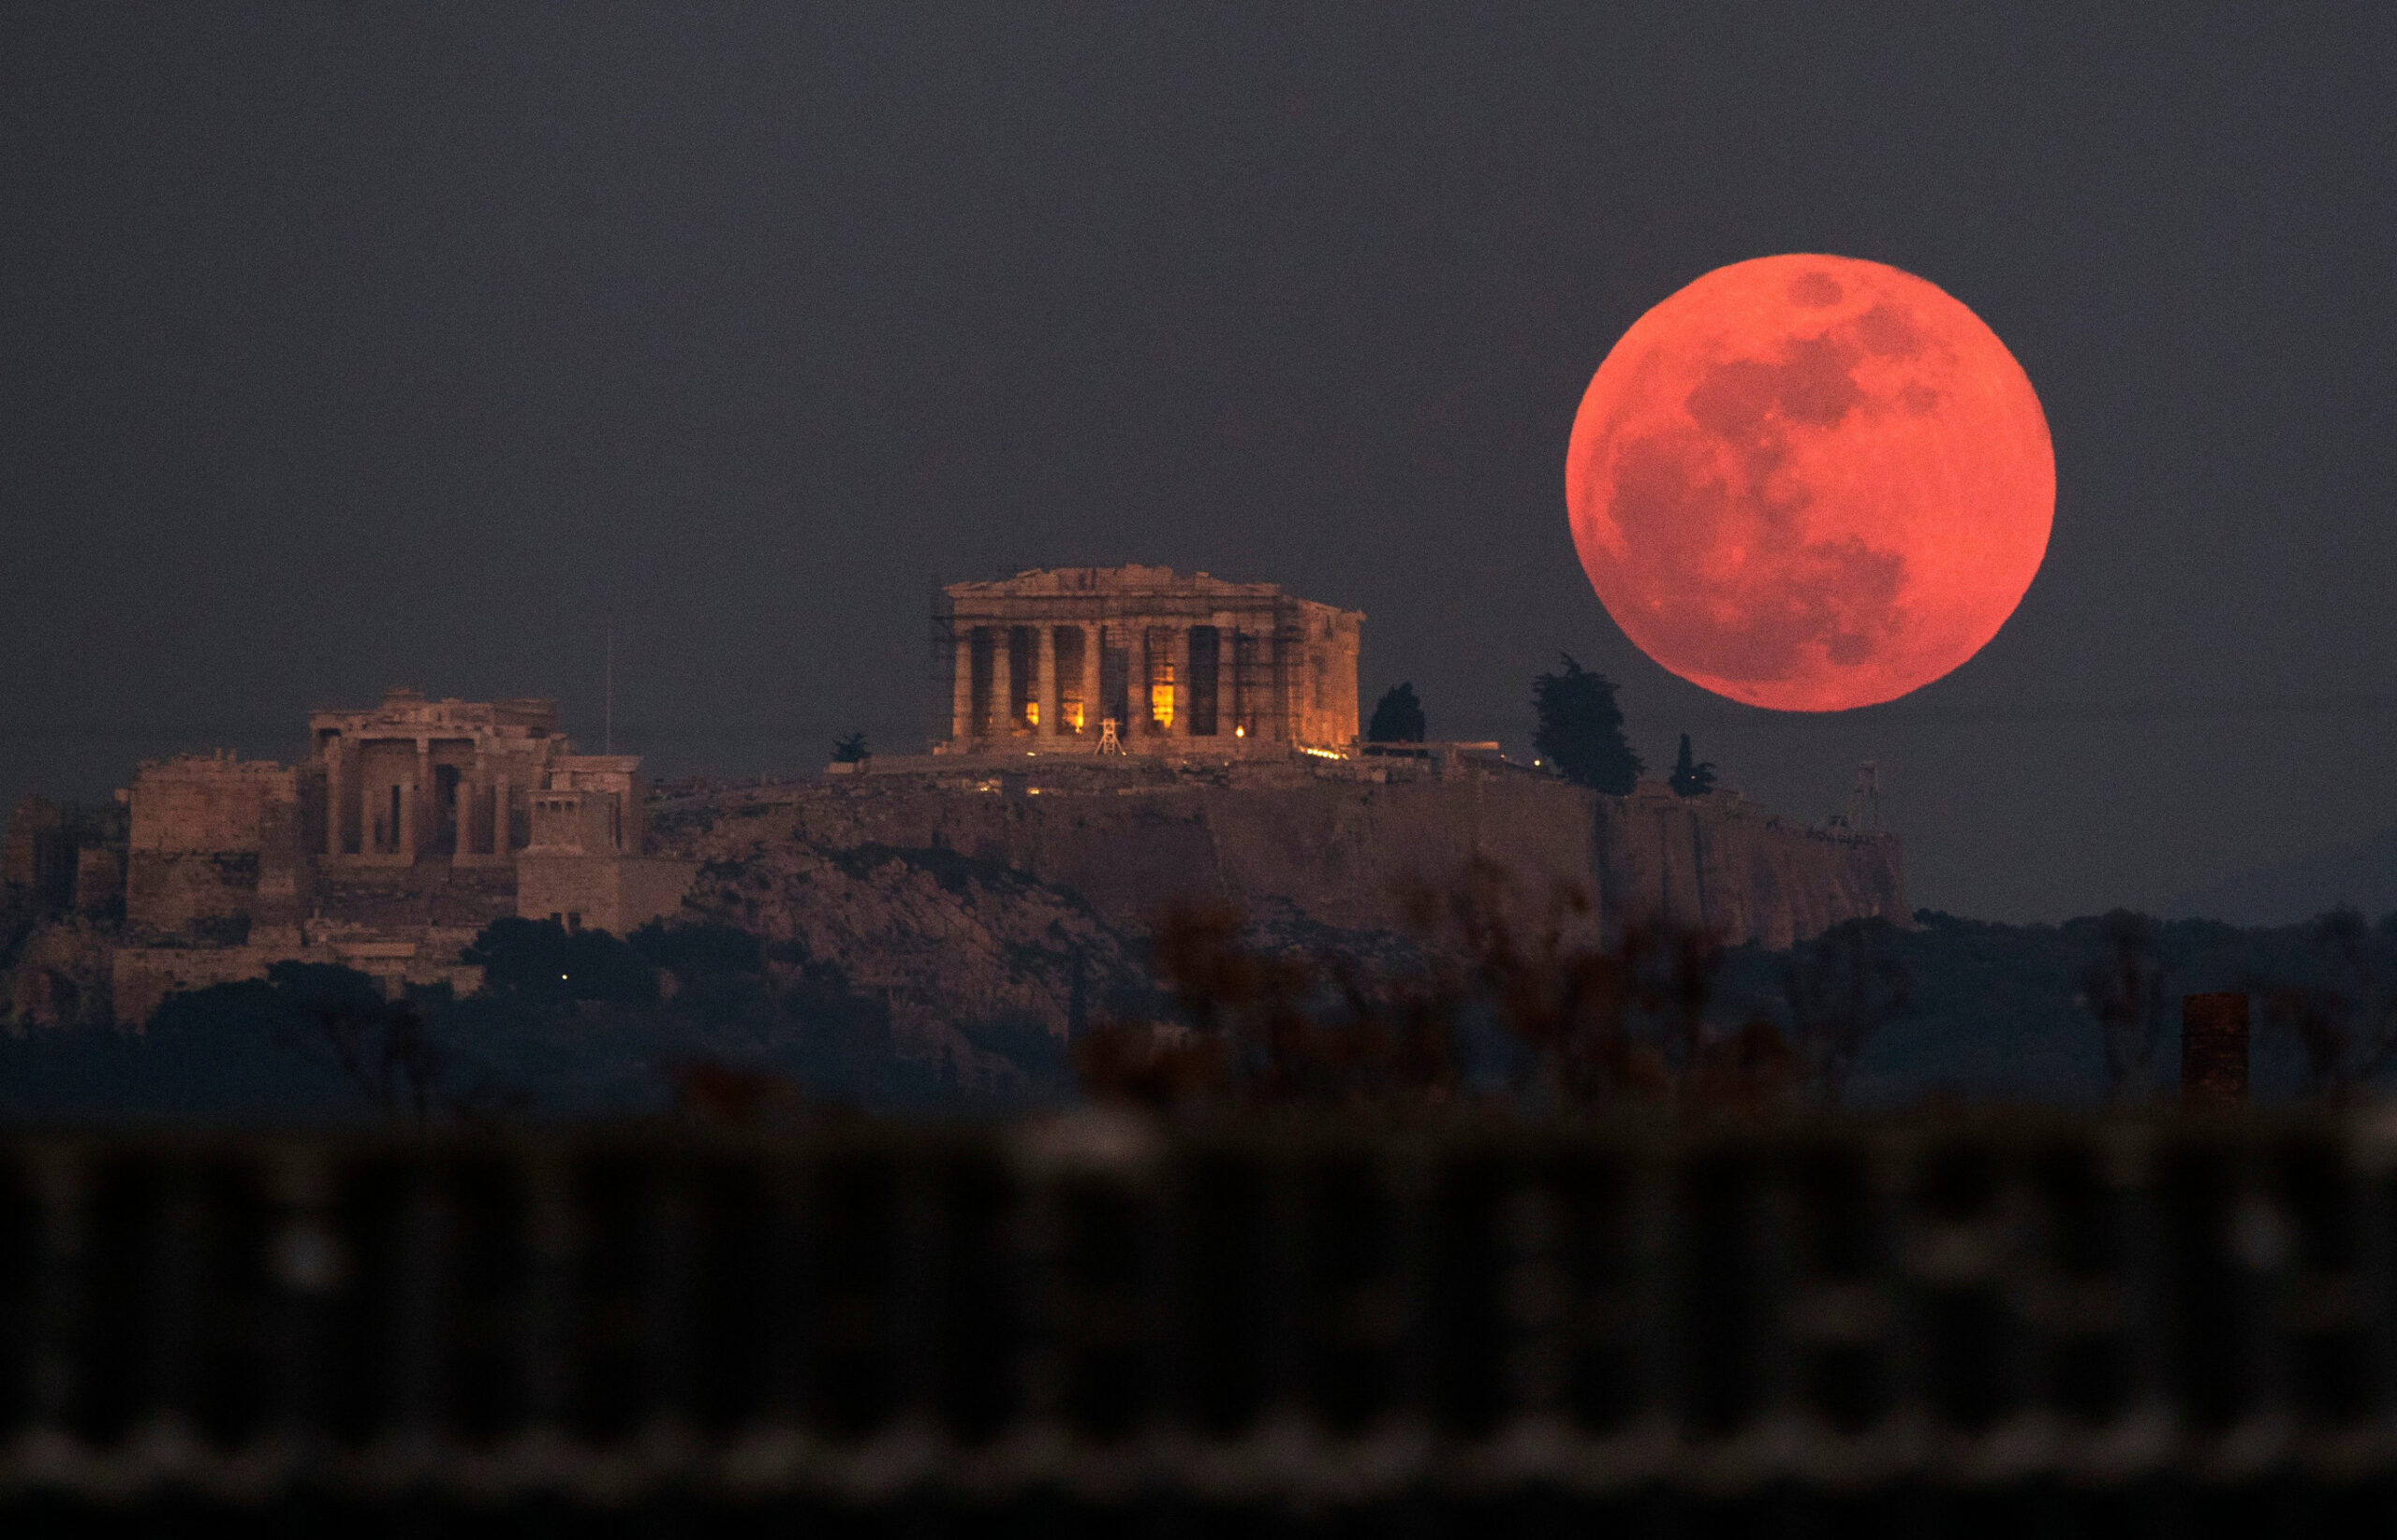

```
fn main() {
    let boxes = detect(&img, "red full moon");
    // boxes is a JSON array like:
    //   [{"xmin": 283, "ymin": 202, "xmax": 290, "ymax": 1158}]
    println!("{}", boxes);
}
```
[{"xmin": 1566, "ymin": 254, "xmax": 2052, "ymax": 712}]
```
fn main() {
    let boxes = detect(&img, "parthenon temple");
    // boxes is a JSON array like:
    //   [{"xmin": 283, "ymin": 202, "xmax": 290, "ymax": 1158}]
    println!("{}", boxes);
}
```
[{"xmin": 936, "ymin": 566, "xmax": 1362, "ymax": 756}]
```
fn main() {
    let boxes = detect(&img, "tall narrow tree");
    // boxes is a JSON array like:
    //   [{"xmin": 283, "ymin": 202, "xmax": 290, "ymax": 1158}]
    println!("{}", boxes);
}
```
[
  {"xmin": 1532, "ymin": 654, "xmax": 1642, "ymax": 794},
  {"xmin": 1366, "ymin": 682, "xmax": 1427, "ymax": 743},
  {"xmin": 1668, "ymin": 733, "xmax": 1718, "ymax": 797}
]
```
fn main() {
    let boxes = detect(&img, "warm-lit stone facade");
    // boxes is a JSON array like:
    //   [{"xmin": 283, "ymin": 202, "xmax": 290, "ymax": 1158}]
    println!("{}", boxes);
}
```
[
  {"xmin": 311, "ymin": 690, "xmax": 645, "ymax": 868},
  {"xmin": 115, "ymin": 689, "xmax": 691, "ymax": 965},
  {"xmin": 935, "ymin": 566, "xmax": 1362, "ymax": 756}
]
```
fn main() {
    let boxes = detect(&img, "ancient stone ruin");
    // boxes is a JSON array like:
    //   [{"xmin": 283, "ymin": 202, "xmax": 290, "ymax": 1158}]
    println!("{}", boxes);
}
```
[
  {"xmin": 30, "ymin": 688, "xmax": 701, "ymax": 1024},
  {"xmin": 3, "ymin": 568, "xmax": 1909, "ymax": 1038},
  {"xmin": 937, "ymin": 565, "xmax": 1362, "ymax": 756}
]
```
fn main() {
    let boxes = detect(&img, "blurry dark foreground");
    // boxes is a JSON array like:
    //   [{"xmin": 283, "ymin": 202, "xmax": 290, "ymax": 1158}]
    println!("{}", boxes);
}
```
[{"xmin": 7, "ymin": 1113, "xmax": 2397, "ymax": 1536}]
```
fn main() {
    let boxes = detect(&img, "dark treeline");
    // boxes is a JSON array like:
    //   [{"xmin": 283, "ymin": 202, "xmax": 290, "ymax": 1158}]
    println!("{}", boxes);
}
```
[
  {"xmin": 1079, "ymin": 889, "xmax": 2397, "ymax": 1117},
  {"xmin": 0, "ymin": 917, "xmax": 1037, "ymax": 1124},
  {"xmin": 1776, "ymin": 905, "xmax": 2397, "ymax": 1107},
  {"xmin": 3, "ymin": 898, "xmax": 2393, "ymax": 1125}
]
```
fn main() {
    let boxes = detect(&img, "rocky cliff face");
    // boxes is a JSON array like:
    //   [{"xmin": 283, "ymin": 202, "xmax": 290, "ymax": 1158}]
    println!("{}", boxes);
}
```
[
  {"xmin": 663, "ymin": 762, "xmax": 1904, "ymax": 956},
  {"xmin": 642, "ymin": 761, "xmax": 1905, "ymax": 1051},
  {"xmin": 669, "ymin": 819, "xmax": 1152, "ymax": 1050},
  {"xmin": 7, "ymin": 917, "xmax": 114, "ymax": 1029},
  {"xmin": 1596, "ymin": 784, "xmax": 1909, "ymax": 950},
  {"xmin": 6, "ymin": 759, "xmax": 1901, "ymax": 1040}
]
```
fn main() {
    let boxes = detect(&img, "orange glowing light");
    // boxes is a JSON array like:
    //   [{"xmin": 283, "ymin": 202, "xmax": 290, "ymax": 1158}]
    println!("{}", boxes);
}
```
[{"xmin": 1566, "ymin": 254, "xmax": 2052, "ymax": 712}]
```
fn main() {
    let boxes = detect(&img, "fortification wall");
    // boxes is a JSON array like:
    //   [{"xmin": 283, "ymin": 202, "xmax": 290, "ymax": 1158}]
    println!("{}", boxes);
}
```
[
  {"xmin": 7, "ymin": 918, "xmax": 113, "ymax": 1029},
  {"xmin": 125, "ymin": 852, "xmax": 263, "ymax": 940},
  {"xmin": 3, "ymin": 796, "xmax": 75, "ymax": 908},
  {"xmin": 516, "ymin": 855, "xmax": 699, "ymax": 937},
  {"xmin": 110, "ymin": 938, "xmax": 486, "ymax": 1026},
  {"xmin": 677, "ymin": 765, "xmax": 1905, "ymax": 949},
  {"xmin": 125, "ymin": 756, "xmax": 313, "ymax": 936},
  {"xmin": 308, "ymin": 866, "xmax": 518, "ymax": 931},
  {"xmin": 128, "ymin": 756, "xmax": 300, "ymax": 852}
]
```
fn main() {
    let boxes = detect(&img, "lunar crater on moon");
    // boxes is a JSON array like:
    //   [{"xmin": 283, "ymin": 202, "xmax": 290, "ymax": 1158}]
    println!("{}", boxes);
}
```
[{"xmin": 1567, "ymin": 255, "xmax": 2053, "ymax": 713}]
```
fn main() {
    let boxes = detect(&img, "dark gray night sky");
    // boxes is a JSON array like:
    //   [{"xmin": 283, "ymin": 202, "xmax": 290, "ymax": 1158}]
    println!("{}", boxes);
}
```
[{"xmin": 4, "ymin": 5, "xmax": 2392, "ymax": 923}]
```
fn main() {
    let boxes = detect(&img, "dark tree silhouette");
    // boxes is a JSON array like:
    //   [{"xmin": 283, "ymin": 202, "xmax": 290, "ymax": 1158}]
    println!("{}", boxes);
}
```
[
  {"xmin": 147, "ymin": 961, "xmax": 470, "ymax": 1122},
  {"xmin": 831, "ymin": 732, "xmax": 870, "ymax": 764},
  {"xmin": 1074, "ymin": 862, "xmax": 1790, "ymax": 1119},
  {"xmin": 2078, "ymin": 909, "xmax": 2169, "ymax": 1100},
  {"xmin": 2259, "ymin": 907, "xmax": 2397, "ymax": 1099},
  {"xmin": 1781, "ymin": 918, "xmax": 1913, "ymax": 1106},
  {"xmin": 1366, "ymin": 682, "xmax": 1427, "ymax": 742},
  {"xmin": 463, "ymin": 916, "xmax": 660, "ymax": 1005},
  {"xmin": 1668, "ymin": 733, "xmax": 1718, "ymax": 797},
  {"xmin": 1532, "ymin": 654, "xmax": 1642, "ymax": 793},
  {"xmin": 629, "ymin": 919, "xmax": 765, "ymax": 980}
]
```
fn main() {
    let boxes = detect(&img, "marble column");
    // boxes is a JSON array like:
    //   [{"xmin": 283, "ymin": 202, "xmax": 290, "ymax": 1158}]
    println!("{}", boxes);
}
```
[
  {"xmin": 1172, "ymin": 626, "xmax": 1193, "ymax": 737},
  {"xmin": 453, "ymin": 777, "xmax": 473, "ymax": 861},
  {"xmin": 1271, "ymin": 627, "xmax": 1295, "ymax": 742},
  {"xmin": 1227, "ymin": 628, "xmax": 1247, "ymax": 741},
  {"xmin": 1081, "ymin": 624, "xmax": 1102, "ymax": 739},
  {"xmin": 493, "ymin": 776, "xmax": 510, "ymax": 856},
  {"xmin": 993, "ymin": 626, "xmax": 1015, "ymax": 736},
  {"xmin": 397, "ymin": 781, "xmax": 417, "ymax": 861},
  {"xmin": 951, "ymin": 630, "xmax": 974, "ymax": 743},
  {"xmin": 324, "ymin": 741, "xmax": 345, "ymax": 857},
  {"xmin": 1037, "ymin": 625, "xmax": 1059, "ymax": 736},
  {"xmin": 412, "ymin": 740, "xmax": 431, "ymax": 861}
]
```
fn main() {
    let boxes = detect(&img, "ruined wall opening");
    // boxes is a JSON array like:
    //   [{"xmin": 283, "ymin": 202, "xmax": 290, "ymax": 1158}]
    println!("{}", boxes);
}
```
[
  {"xmin": 1007, "ymin": 626, "xmax": 1035, "ymax": 730},
  {"xmin": 969, "ymin": 627, "xmax": 996, "ymax": 737},
  {"xmin": 1188, "ymin": 626, "xmax": 1220, "ymax": 737},
  {"xmin": 1053, "ymin": 625, "xmax": 1087, "ymax": 733},
  {"xmin": 1142, "ymin": 628, "xmax": 1176, "ymax": 733},
  {"xmin": 434, "ymin": 764, "xmax": 461, "ymax": 855},
  {"xmin": 1100, "ymin": 631, "xmax": 1130, "ymax": 734}
]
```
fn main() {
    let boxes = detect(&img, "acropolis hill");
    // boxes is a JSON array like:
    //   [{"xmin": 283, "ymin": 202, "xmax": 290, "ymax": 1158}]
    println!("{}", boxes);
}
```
[{"xmin": 2, "ymin": 565, "xmax": 1905, "ymax": 1034}]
